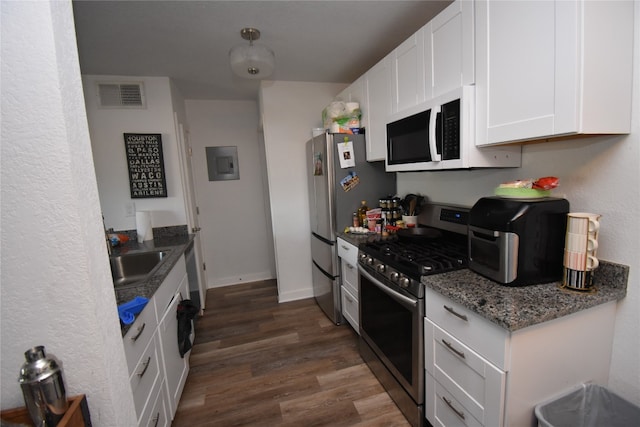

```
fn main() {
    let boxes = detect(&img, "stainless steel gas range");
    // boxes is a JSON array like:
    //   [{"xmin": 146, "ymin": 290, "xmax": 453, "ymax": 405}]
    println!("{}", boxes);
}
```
[{"xmin": 358, "ymin": 203, "xmax": 469, "ymax": 427}]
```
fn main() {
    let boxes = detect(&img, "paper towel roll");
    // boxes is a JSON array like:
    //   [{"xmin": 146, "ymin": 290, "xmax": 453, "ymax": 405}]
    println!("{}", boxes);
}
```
[{"xmin": 136, "ymin": 211, "xmax": 153, "ymax": 243}]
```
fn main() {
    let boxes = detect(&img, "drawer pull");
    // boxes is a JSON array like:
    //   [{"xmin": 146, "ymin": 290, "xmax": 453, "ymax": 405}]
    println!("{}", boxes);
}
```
[
  {"xmin": 443, "ymin": 305, "xmax": 468, "ymax": 321},
  {"xmin": 345, "ymin": 294, "xmax": 354, "ymax": 303},
  {"xmin": 137, "ymin": 356, "xmax": 151, "ymax": 377},
  {"xmin": 130, "ymin": 322, "xmax": 146, "ymax": 342},
  {"xmin": 152, "ymin": 412, "xmax": 160, "ymax": 427},
  {"xmin": 442, "ymin": 339, "xmax": 465, "ymax": 359},
  {"xmin": 442, "ymin": 396, "xmax": 466, "ymax": 420},
  {"xmin": 341, "ymin": 245, "xmax": 350, "ymax": 251},
  {"xmin": 346, "ymin": 264, "xmax": 354, "ymax": 270}
]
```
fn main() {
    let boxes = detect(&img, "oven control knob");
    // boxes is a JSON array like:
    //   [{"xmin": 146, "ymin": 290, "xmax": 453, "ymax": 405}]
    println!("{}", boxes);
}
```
[
  {"xmin": 399, "ymin": 277, "xmax": 410, "ymax": 288},
  {"xmin": 366, "ymin": 257, "xmax": 374, "ymax": 266},
  {"xmin": 389, "ymin": 272, "xmax": 399, "ymax": 282},
  {"xmin": 376, "ymin": 264, "xmax": 386, "ymax": 273}
]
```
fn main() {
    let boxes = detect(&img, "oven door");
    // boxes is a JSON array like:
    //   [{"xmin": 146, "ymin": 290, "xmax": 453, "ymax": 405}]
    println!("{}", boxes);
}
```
[{"xmin": 358, "ymin": 265, "xmax": 424, "ymax": 404}]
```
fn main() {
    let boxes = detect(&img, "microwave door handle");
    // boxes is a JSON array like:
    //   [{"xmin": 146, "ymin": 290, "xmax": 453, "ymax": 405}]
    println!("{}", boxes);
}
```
[{"xmin": 429, "ymin": 105, "xmax": 441, "ymax": 162}]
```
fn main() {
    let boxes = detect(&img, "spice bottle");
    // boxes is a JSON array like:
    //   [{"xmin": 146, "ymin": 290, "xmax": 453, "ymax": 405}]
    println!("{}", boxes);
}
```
[{"xmin": 352, "ymin": 212, "xmax": 359, "ymax": 227}]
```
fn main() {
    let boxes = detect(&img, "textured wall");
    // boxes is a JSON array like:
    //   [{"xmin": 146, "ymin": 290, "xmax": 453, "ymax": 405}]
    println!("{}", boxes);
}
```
[{"xmin": 0, "ymin": 2, "xmax": 137, "ymax": 424}]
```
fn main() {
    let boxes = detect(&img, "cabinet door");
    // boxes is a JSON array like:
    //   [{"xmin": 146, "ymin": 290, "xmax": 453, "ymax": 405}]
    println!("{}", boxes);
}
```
[
  {"xmin": 337, "ymin": 76, "xmax": 364, "ymax": 105},
  {"xmin": 475, "ymin": 0, "xmax": 557, "ymax": 146},
  {"xmin": 426, "ymin": 0, "xmax": 474, "ymax": 100},
  {"xmin": 364, "ymin": 55, "xmax": 392, "ymax": 161},
  {"xmin": 391, "ymin": 30, "xmax": 425, "ymax": 114},
  {"xmin": 158, "ymin": 274, "xmax": 190, "ymax": 419}
]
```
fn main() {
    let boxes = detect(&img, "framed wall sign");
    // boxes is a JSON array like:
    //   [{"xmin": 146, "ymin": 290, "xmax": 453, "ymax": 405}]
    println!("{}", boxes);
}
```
[{"xmin": 124, "ymin": 133, "xmax": 168, "ymax": 198}]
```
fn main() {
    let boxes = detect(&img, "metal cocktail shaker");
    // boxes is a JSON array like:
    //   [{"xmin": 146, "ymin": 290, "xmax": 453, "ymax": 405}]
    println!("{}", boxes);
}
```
[{"xmin": 18, "ymin": 346, "xmax": 69, "ymax": 426}]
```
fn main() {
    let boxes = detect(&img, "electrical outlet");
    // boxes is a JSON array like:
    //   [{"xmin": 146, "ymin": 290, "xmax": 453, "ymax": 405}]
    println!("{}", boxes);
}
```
[{"xmin": 125, "ymin": 202, "xmax": 135, "ymax": 217}]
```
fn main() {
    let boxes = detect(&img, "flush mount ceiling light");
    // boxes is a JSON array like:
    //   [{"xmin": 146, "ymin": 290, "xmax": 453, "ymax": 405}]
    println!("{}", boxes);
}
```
[{"xmin": 229, "ymin": 27, "xmax": 275, "ymax": 79}]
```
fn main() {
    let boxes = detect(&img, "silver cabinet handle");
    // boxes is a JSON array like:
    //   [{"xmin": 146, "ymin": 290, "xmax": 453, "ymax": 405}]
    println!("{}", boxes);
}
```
[
  {"xmin": 341, "ymin": 245, "xmax": 350, "ymax": 251},
  {"xmin": 444, "ymin": 305, "xmax": 468, "ymax": 321},
  {"xmin": 442, "ymin": 339, "xmax": 465, "ymax": 359},
  {"xmin": 346, "ymin": 264, "xmax": 354, "ymax": 270},
  {"xmin": 130, "ymin": 322, "xmax": 146, "ymax": 341},
  {"xmin": 137, "ymin": 356, "xmax": 151, "ymax": 377},
  {"xmin": 345, "ymin": 294, "xmax": 354, "ymax": 303},
  {"xmin": 442, "ymin": 396, "xmax": 465, "ymax": 420}
]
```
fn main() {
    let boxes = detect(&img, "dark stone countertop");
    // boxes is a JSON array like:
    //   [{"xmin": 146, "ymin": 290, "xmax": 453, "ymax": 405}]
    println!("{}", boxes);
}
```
[
  {"xmin": 112, "ymin": 233, "xmax": 194, "ymax": 336},
  {"xmin": 338, "ymin": 232, "xmax": 629, "ymax": 333},
  {"xmin": 422, "ymin": 261, "xmax": 629, "ymax": 332}
]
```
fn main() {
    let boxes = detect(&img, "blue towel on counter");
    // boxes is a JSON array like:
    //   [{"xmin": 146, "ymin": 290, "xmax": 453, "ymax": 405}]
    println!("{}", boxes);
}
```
[{"xmin": 118, "ymin": 296, "xmax": 149, "ymax": 325}]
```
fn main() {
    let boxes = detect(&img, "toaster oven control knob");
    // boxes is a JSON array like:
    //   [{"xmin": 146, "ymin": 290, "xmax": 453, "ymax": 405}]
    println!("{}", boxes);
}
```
[
  {"xmin": 376, "ymin": 264, "xmax": 386, "ymax": 273},
  {"xmin": 366, "ymin": 257, "xmax": 374, "ymax": 266},
  {"xmin": 399, "ymin": 277, "xmax": 410, "ymax": 288},
  {"xmin": 390, "ymin": 272, "xmax": 399, "ymax": 282}
]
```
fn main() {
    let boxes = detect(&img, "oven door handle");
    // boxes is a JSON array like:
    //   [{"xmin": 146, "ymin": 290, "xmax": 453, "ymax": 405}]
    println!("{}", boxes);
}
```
[{"xmin": 359, "ymin": 265, "xmax": 418, "ymax": 309}]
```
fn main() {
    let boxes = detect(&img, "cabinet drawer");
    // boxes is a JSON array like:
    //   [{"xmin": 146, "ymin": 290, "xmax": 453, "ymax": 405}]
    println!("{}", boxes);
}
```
[
  {"xmin": 130, "ymin": 333, "xmax": 161, "ymax": 420},
  {"xmin": 341, "ymin": 259, "xmax": 358, "ymax": 296},
  {"xmin": 341, "ymin": 285, "xmax": 359, "ymax": 334},
  {"xmin": 337, "ymin": 238, "xmax": 358, "ymax": 266},
  {"xmin": 426, "ymin": 372, "xmax": 483, "ymax": 427},
  {"xmin": 123, "ymin": 303, "xmax": 158, "ymax": 375},
  {"xmin": 154, "ymin": 256, "xmax": 187, "ymax": 322},
  {"xmin": 425, "ymin": 319, "xmax": 505, "ymax": 427},
  {"xmin": 425, "ymin": 289, "xmax": 508, "ymax": 368},
  {"xmin": 139, "ymin": 378, "xmax": 169, "ymax": 427}
]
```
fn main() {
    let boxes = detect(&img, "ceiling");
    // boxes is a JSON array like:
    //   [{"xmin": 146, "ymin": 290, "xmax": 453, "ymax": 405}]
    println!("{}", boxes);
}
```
[{"xmin": 72, "ymin": 1, "xmax": 452, "ymax": 100}]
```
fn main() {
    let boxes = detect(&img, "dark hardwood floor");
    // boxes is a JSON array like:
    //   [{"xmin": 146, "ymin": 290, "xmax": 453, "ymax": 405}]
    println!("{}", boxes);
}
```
[{"xmin": 172, "ymin": 280, "xmax": 410, "ymax": 426}]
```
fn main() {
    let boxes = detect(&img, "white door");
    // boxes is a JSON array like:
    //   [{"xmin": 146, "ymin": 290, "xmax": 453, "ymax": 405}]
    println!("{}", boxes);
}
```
[{"xmin": 174, "ymin": 113, "xmax": 208, "ymax": 309}]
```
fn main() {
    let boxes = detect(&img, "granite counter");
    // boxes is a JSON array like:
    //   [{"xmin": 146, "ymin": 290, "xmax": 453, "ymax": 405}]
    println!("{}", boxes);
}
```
[
  {"xmin": 111, "ymin": 232, "xmax": 195, "ymax": 335},
  {"xmin": 422, "ymin": 260, "xmax": 629, "ymax": 332}
]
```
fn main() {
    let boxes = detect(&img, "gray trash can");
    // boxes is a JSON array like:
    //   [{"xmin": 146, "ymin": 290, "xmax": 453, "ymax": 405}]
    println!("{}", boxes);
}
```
[{"xmin": 535, "ymin": 383, "xmax": 640, "ymax": 427}]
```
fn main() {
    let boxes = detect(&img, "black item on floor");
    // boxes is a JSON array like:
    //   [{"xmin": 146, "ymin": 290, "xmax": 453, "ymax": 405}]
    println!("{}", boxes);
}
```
[{"xmin": 177, "ymin": 299, "xmax": 199, "ymax": 358}]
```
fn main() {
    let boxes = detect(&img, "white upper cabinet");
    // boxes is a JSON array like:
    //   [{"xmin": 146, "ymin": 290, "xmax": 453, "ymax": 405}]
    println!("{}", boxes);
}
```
[
  {"xmin": 391, "ymin": 30, "xmax": 426, "ymax": 115},
  {"xmin": 425, "ymin": 0, "xmax": 474, "ymax": 99},
  {"xmin": 336, "ymin": 76, "xmax": 364, "ymax": 106},
  {"xmin": 475, "ymin": 0, "xmax": 634, "ymax": 146},
  {"xmin": 389, "ymin": 0, "xmax": 474, "ymax": 121},
  {"xmin": 364, "ymin": 55, "xmax": 393, "ymax": 161}
]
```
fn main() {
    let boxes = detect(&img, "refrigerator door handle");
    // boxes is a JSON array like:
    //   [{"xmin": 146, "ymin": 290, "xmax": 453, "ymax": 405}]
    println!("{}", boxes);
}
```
[
  {"xmin": 313, "ymin": 260, "xmax": 336, "ymax": 280},
  {"xmin": 312, "ymin": 232, "xmax": 334, "ymax": 246}
]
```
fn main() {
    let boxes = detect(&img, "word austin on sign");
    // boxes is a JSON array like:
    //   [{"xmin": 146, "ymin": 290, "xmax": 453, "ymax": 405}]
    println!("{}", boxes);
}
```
[{"xmin": 124, "ymin": 133, "xmax": 168, "ymax": 198}]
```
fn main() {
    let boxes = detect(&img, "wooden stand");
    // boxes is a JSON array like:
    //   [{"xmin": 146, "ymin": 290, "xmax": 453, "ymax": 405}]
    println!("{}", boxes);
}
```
[{"xmin": 1, "ymin": 394, "xmax": 91, "ymax": 427}]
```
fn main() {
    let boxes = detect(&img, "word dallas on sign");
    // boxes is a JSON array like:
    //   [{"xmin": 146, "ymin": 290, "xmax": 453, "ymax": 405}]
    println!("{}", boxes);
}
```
[{"xmin": 124, "ymin": 133, "xmax": 168, "ymax": 198}]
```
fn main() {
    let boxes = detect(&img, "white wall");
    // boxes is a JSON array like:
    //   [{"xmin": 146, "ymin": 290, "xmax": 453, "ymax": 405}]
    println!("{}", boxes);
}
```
[
  {"xmin": 82, "ymin": 75, "xmax": 187, "ymax": 231},
  {"xmin": 184, "ymin": 100, "xmax": 276, "ymax": 287},
  {"xmin": 259, "ymin": 81, "xmax": 347, "ymax": 302},
  {"xmin": 397, "ymin": 3, "xmax": 640, "ymax": 404},
  {"xmin": 0, "ymin": 2, "xmax": 136, "ymax": 424}
]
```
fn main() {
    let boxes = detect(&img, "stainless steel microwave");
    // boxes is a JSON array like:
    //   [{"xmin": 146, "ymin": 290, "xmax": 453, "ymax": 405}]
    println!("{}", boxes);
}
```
[{"xmin": 385, "ymin": 86, "xmax": 474, "ymax": 171}]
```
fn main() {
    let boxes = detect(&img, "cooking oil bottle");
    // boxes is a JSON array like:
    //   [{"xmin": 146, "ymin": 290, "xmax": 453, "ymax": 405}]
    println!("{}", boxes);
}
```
[{"xmin": 357, "ymin": 200, "xmax": 368, "ymax": 227}]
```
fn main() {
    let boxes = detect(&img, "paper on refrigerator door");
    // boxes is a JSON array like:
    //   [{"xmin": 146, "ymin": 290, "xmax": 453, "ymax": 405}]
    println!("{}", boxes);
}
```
[{"xmin": 337, "ymin": 140, "xmax": 355, "ymax": 168}]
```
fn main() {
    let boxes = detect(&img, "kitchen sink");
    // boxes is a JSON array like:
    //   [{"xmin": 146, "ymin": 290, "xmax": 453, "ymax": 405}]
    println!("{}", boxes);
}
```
[{"xmin": 110, "ymin": 250, "xmax": 167, "ymax": 287}]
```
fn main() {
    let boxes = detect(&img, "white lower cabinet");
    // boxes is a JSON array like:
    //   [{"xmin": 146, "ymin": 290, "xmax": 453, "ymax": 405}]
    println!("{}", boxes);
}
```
[
  {"xmin": 158, "ymin": 273, "xmax": 190, "ymax": 418},
  {"xmin": 139, "ymin": 378, "xmax": 170, "ymax": 427},
  {"xmin": 425, "ymin": 287, "xmax": 617, "ymax": 427},
  {"xmin": 123, "ymin": 255, "xmax": 191, "ymax": 426},
  {"xmin": 337, "ymin": 238, "xmax": 359, "ymax": 333},
  {"xmin": 129, "ymin": 332, "xmax": 162, "ymax": 422},
  {"xmin": 425, "ymin": 319, "xmax": 505, "ymax": 427}
]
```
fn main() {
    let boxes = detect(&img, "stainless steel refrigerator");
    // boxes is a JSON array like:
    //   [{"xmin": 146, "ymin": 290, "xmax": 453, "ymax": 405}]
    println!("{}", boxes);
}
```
[{"xmin": 306, "ymin": 132, "xmax": 396, "ymax": 324}]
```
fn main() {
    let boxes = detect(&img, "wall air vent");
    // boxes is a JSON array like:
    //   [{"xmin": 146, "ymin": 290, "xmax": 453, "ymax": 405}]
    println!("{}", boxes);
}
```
[{"xmin": 97, "ymin": 82, "xmax": 146, "ymax": 108}]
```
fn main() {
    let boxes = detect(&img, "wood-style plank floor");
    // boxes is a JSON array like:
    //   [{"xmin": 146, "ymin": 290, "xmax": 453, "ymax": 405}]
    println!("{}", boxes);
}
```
[{"xmin": 172, "ymin": 280, "xmax": 410, "ymax": 426}]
